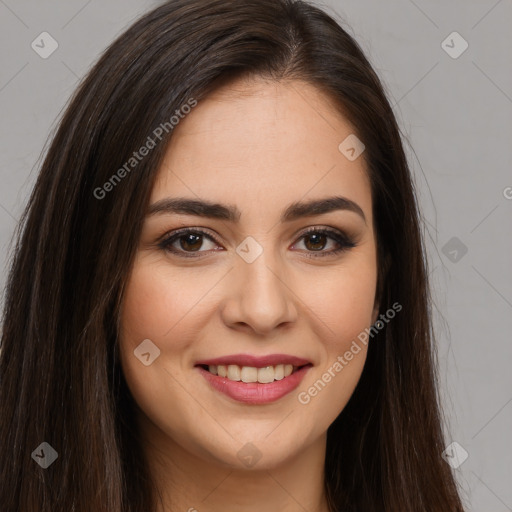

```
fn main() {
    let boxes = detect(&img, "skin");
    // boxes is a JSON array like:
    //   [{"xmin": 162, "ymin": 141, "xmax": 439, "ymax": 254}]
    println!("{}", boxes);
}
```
[{"xmin": 119, "ymin": 77, "xmax": 380, "ymax": 512}]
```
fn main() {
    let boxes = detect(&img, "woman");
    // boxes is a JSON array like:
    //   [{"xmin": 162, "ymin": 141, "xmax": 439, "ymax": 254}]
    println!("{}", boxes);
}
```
[{"xmin": 0, "ymin": 0, "xmax": 467, "ymax": 510}]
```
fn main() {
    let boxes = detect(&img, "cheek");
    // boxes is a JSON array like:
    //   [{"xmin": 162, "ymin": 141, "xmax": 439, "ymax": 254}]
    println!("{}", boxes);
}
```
[
  {"xmin": 117, "ymin": 259, "xmax": 190, "ymax": 399},
  {"xmin": 118, "ymin": 256, "xmax": 227, "ymax": 408},
  {"xmin": 119, "ymin": 256, "xmax": 212, "ymax": 347},
  {"xmin": 300, "ymin": 257, "xmax": 378, "ymax": 346},
  {"xmin": 117, "ymin": 259, "xmax": 210, "ymax": 441},
  {"xmin": 292, "ymin": 254, "xmax": 377, "ymax": 413}
]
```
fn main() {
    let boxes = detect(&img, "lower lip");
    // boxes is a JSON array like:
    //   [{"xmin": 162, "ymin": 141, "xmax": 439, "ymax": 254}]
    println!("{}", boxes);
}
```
[{"xmin": 196, "ymin": 365, "xmax": 312, "ymax": 404}]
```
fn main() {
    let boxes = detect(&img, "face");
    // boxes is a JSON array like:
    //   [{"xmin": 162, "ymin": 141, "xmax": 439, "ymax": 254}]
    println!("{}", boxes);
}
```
[{"xmin": 119, "ymin": 77, "xmax": 379, "ymax": 471}]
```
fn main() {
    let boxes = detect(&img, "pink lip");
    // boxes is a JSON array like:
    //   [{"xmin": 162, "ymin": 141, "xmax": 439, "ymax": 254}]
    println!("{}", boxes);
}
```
[
  {"xmin": 196, "ymin": 364, "xmax": 312, "ymax": 404},
  {"xmin": 195, "ymin": 353, "xmax": 311, "ymax": 367}
]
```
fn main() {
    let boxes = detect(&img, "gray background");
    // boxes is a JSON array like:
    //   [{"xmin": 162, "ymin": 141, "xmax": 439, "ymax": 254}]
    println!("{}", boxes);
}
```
[{"xmin": 0, "ymin": 1, "xmax": 511, "ymax": 510}]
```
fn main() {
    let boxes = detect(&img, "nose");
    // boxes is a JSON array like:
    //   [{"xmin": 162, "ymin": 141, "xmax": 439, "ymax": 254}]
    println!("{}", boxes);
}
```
[{"xmin": 219, "ymin": 250, "xmax": 298, "ymax": 336}]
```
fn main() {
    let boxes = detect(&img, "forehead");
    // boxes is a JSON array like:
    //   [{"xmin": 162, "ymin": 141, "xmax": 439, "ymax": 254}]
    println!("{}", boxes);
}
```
[{"xmin": 151, "ymin": 78, "xmax": 372, "ymax": 223}]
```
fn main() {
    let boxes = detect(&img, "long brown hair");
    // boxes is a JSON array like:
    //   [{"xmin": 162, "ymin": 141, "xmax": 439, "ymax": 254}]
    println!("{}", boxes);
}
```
[{"xmin": 0, "ymin": 0, "xmax": 466, "ymax": 510}]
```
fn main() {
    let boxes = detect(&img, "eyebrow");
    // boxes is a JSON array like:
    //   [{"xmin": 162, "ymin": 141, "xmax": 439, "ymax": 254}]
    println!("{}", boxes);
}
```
[{"xmin": 146, "ymin": 195, "xmax": 366, "ymax": 224}]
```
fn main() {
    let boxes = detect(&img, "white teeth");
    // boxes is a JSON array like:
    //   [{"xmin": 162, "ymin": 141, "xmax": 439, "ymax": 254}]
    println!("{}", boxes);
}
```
[
  {"xmin": 227, "ymin": 364, "xmax": 241, "ymax": 381},
  {"xmin": 241, "ymin": 366, "xmax": 258, "ymax": 383},
  {"xmin": 257, "ymin": 366, "xmax": 274, "ymax": 384},
  {"xmin": 206, "ymin": 363, "xmax": 301, "ymax": 383}
]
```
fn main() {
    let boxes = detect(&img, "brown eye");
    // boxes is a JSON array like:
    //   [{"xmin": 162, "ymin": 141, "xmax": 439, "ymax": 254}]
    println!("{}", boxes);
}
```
[
  {"xmin": 159, "ymin": 229, "xmax": 221, "ymax": 257},
  {"xmin": 293, "ymin": 228, "xmax": 356, "ymax": 258},
  {"xmin": 303, "ymin": 232, "xmax": 329, "ymax": 251},
  {"xmin": 178, "ymin": 232, "xmax": 204, "ymax": 252}
]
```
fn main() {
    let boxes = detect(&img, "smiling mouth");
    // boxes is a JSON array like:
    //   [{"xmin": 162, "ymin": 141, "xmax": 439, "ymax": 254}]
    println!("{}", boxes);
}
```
[{"xmin": 196, "ymin": 363, "xmax": 312, "ymax": 384}]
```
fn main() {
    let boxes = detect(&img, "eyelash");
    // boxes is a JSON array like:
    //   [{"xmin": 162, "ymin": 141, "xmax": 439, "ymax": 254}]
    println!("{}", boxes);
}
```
[{"xmin": 157, "ymin": 227, "xmax": 356, "ymax": 259}]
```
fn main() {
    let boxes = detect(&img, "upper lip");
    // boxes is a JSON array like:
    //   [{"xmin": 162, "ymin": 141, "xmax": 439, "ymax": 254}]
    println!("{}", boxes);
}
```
[{"xmin": 195, "ymin": 354, "xmax": 312, "ymax": 367}]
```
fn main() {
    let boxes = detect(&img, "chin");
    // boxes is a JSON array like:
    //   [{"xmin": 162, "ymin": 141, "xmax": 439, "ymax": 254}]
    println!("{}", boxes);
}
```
[{"xmin": 196, "ymin": 428, "xmax": 309, "ymax": 471}]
